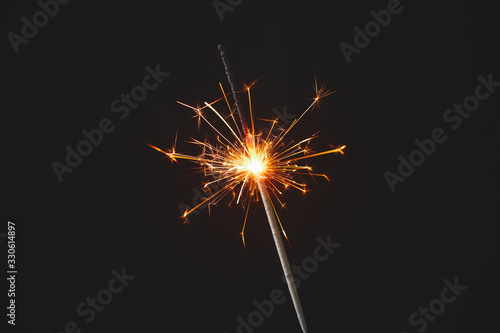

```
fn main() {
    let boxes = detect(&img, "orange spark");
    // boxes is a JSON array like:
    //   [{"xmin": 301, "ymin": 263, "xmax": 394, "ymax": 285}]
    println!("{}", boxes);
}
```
[{"xmin": 142, "ymin": 79, "xmax": 345, "ymax": 249}]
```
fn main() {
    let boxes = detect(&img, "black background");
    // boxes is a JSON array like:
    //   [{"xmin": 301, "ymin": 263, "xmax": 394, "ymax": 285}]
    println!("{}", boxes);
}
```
[{"xmin": 2, "ymin": 0, "xmax": 499, "ymax": 332}]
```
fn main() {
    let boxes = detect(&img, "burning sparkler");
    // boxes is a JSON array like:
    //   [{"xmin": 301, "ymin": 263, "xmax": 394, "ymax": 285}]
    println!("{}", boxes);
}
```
[{"xmin": 142, "ymin": 45, "xmax": 345, "ymax": 333}]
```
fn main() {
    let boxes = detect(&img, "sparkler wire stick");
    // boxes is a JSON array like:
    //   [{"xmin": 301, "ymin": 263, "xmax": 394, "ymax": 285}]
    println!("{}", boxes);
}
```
[
  {"xmin": 257, "ymin": 178, "xmax": 308, "ymax": 333},
  {"xmin": 218, "ymin": 44, "xmax": 308, "ymax": 333},
  {"xmin": 218, "ymin": 45, "xmax": 251, "ymax": 142}
]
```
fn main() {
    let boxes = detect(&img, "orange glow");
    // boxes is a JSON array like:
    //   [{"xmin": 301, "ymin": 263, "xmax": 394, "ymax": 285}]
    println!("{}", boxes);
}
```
[
  {"xmin": 242, "ymin": 149, "xmax": 266, "ymax": 175},
  {"xmin": 142, "ymin": 80, "xmax": 345, "ymax": 248}
]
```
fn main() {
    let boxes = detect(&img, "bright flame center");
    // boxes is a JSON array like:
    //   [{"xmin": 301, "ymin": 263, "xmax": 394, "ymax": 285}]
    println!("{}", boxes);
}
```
[{"xmin": 244, "ymin": 153, "xmax": 265, "ymax": 175}]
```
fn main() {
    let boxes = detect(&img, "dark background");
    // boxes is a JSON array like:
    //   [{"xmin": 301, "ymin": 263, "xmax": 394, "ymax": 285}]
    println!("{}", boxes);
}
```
[{"xmin": 2, "ymin": 0, "xmax": 499, "ymax": 332}]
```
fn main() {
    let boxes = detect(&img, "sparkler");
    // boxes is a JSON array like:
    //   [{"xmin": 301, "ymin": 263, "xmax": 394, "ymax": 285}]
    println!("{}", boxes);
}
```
[{"xmin": 142, "ymin": 45, "xmax": 345, "ymax": 333}]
